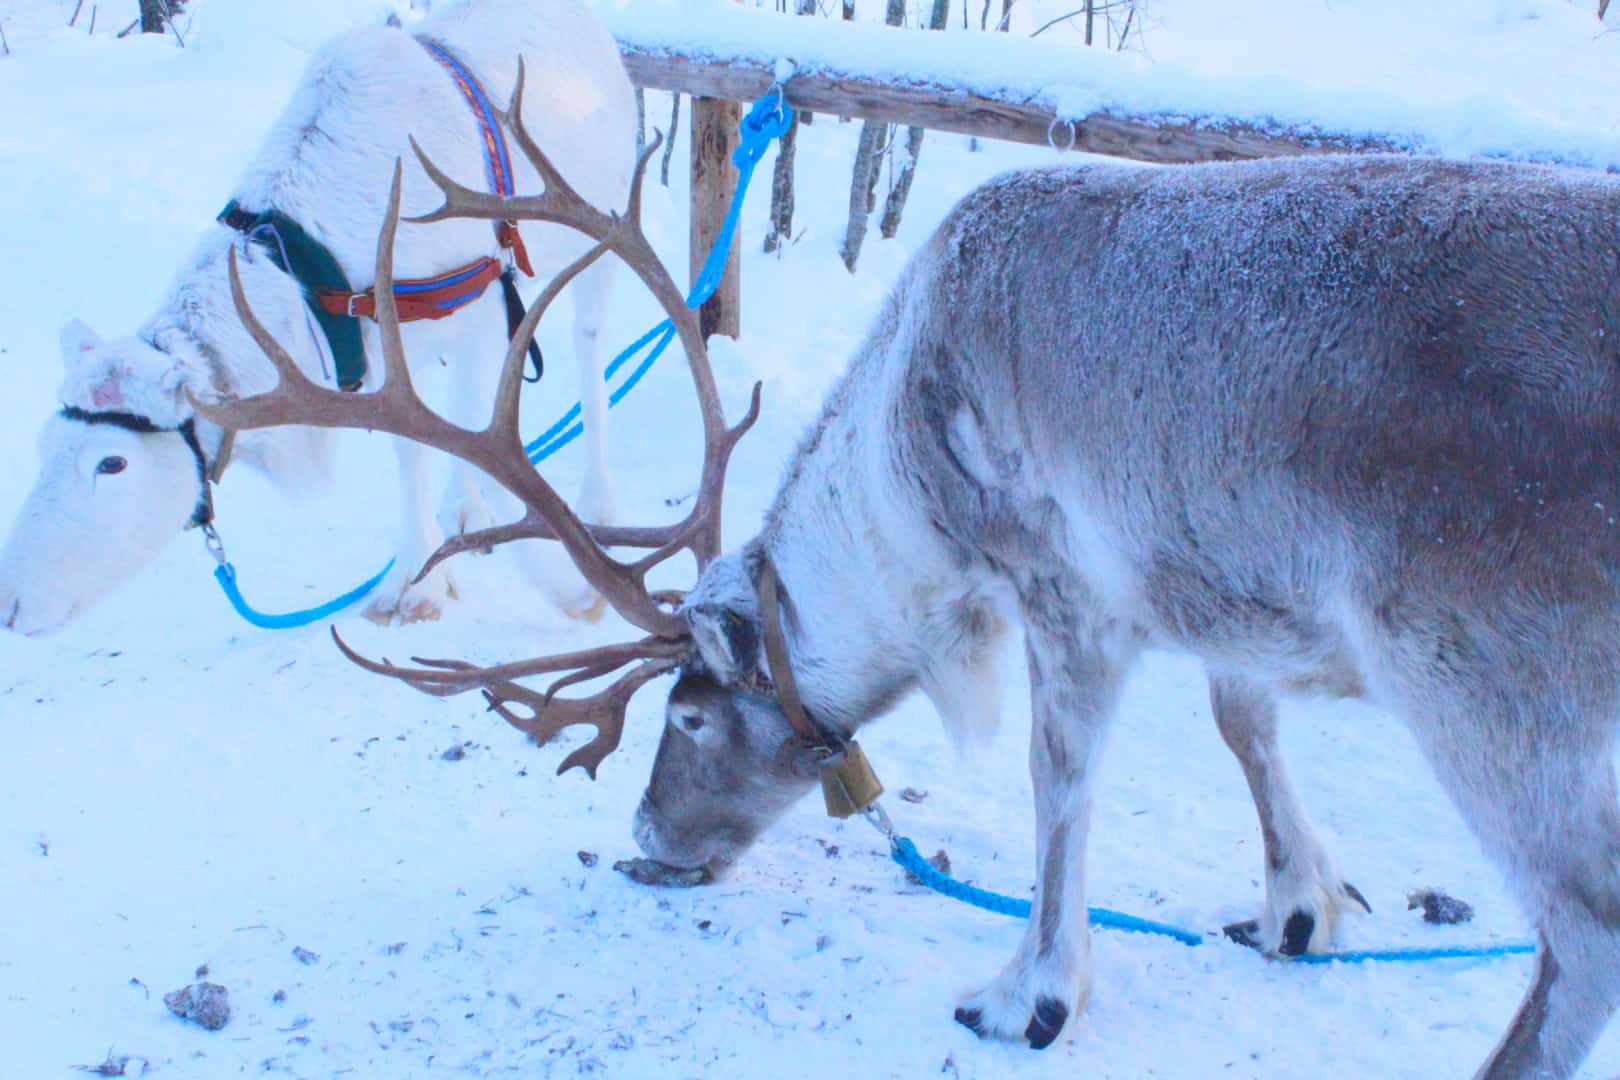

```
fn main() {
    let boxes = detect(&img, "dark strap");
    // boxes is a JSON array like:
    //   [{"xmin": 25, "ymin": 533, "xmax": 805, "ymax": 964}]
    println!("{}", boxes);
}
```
[
  {"xmin": 501, "ymin": 269, "xmax": 544, "ymax": 383},
  {"xmin": 757, "ymin": 558, "xmax": 825, "ymax": 746},
  {"xmin": 218, "ymin": 201, "xmax": 369, "ymax": 392},
  {"xmin": 61, "ymin": 406, "xmax": 214, "ymax": 528}
]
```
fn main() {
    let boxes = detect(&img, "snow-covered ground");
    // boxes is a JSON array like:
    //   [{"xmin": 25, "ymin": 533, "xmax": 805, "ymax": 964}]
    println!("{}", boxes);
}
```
[{"xmin": 2, "ymin": 1, "xmax": 1619, "ymax": 1076}]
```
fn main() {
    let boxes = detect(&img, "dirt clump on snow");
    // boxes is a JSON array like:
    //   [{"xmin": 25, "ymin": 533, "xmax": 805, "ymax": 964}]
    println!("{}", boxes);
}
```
[{"xmin": 164, "ymin": 981, "xmax": 231, "ymax": 1031}]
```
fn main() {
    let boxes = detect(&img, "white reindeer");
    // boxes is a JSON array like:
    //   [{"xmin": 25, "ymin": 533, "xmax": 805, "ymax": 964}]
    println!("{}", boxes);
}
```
[{"xmin": 0, "ymin": 0, "xmax": 635, "ymax": 635}]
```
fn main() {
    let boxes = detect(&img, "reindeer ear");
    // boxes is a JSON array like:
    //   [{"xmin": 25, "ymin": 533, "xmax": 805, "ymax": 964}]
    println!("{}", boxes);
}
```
[
  {"xmin": 683, "ymin": 552, "xmax": 766, "ymax": 684},
  {"xmin": 687, "ymin": 603, "xmax": 761, "ymax": 685},
  {"xmin": 59, "ymin": 319, "xmax": 101, "ymax": 364}
]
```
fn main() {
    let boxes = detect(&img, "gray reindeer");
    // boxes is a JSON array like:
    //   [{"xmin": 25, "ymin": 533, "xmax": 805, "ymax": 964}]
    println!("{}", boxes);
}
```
[
  {"xmin": 638, "ymin": 156, "xmax": 1620, "ymax": 1077},
  {"xmin": 206, "ymin": 145, "xmax": 1620, "ymax": 1078}
]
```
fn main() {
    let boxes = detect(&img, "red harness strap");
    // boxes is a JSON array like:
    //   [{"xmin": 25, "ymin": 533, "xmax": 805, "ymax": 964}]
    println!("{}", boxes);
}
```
[
  {"xmin": 320, "ymin": 40, "xmax": 531, "ymax": 326},
  {"xmin": 316, "ymin": 256, "xmax": 504, "ymax": 322}
]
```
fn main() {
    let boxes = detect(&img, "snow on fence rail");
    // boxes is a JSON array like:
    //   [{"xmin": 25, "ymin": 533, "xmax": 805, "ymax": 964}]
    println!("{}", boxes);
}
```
[{"xmin": 601, "ymin": 3, "xmax": 1620, "ymax": 336}]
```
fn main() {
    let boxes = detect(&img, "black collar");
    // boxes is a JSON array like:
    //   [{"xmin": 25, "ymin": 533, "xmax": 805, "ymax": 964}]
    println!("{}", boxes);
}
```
[{"xmin": 59, "ymin": 406, "xmax": 215, "ymax": 529}]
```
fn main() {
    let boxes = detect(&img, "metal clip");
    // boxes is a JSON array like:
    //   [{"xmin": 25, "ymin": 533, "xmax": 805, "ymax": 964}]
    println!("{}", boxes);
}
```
[
  {"xmin": 201, "ymin": 523, "xmax": 228, "ymax": 567},
  {"xmin": 860, "ymin": 800, "xmax": 895, "ymax": 844},
  {"xmin": 819, "ymin": 739, "xmax": 884, "ymax": 819}
]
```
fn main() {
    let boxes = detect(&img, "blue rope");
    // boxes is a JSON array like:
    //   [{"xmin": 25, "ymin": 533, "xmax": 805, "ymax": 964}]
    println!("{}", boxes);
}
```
[
  {"xmin": 213, "ymin": 558, "xmax": 395, "ymax": 630},
  {"xmin": 525, "ymin": 92, "xmax": 793, "ymax": 465},
  {"xmin": 889, "ymin": 834, "xmax": 1536, "ymax": 963}
]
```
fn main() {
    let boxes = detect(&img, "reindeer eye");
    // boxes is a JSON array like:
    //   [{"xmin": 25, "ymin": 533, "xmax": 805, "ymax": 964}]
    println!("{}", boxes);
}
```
[
  {"xmin": 682, "ymin": 714, "xmax": 705, "ymax": 733},
  {"xmin": 96, "ymin": 456, "xmax": 127, "ymax": 476}
]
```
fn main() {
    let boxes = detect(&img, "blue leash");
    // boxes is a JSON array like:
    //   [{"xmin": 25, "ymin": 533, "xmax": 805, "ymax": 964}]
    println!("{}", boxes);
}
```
[
  {"xmin": 211, "ymin": 558, "xmax": 396, "ymax": 631},
  {"xmin": 212, "ymin": 91, "xmax": 794, "ymax": 627},
  {"xmin": 524, "ymin": 91, "xmax": 793, "ymax": 465},
  {"xmin": 886, "ymin": 825, "xmax": 1536, "ymax": 964}
]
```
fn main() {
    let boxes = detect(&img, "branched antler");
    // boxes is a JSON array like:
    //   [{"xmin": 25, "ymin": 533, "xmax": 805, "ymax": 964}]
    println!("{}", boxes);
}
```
[{"xmin": 194, "ymin": 61, "xmax": 762, "ymax": 776}]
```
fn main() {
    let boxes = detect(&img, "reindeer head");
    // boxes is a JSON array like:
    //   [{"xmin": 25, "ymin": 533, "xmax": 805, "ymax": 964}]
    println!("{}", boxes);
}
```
[
  {"xmin": 633, "ymin": 552, "xmax": 828, "ymax": 872},
  {"xmin": 0, "ymin": 321, "xmax": 207, "ymax": 635}
]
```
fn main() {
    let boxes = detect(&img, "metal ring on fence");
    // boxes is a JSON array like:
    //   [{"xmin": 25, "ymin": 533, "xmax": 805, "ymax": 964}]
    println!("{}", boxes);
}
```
[{"xmin": 1047, "ymin": 117, "xmax": 1077, "ymax": 153}]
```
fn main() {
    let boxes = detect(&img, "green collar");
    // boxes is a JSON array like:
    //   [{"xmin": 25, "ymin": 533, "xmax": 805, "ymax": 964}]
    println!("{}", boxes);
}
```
[{"xmin": 217, "ymin": 199, "xmax": 367, "ymax": 392}]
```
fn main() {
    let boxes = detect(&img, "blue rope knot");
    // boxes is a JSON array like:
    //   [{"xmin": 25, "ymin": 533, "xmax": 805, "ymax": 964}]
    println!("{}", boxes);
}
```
[{"xmin": 736, "ymin": 92, "xmax": 795, "ymax": 170}]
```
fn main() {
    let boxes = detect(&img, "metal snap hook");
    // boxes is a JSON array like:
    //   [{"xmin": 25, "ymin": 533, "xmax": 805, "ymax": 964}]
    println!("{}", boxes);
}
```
[{"xmin": 202, "ymin": 523, "xmax": 228, "ymax": 566}]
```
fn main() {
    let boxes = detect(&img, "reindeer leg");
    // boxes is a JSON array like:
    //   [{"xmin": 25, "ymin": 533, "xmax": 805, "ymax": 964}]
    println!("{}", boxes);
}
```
[
  {"xmin": 438, "ymin": 322, "xmax": 500, "ymax": 542},
  {"xmin": 514, "ymin": 256, "xmax": 619, "ymax": 622},
  {"xmin": 956, "ymin": 593, "xmax": 1133, "ymax": 1050},
  {"xmin": 572, "ymin": 255, "xmax": 619, "ymax": 529},
  {"xmin": 1210, "ymin": 673, "xmax": 1368, "ymax": 956},
  {"xmin": 1372, "ymin": 617, "xmax": 1620, "ymax": 1080},
  {"xmin": 371, "ymin": 434, "xmax": 457, "ymax": 624}
]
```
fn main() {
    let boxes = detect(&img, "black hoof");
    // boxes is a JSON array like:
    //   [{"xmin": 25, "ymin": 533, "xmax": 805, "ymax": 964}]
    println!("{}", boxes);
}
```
[
  {"xmin": 1222, "ymin": 919, "xmax": 1263, "ymax": 950},
  {"xmin": 954, "ymin": 1006, "xmax": 984, "ymax": 1037},
  {"xmin": 1280, "ymin": 910, "xmax": 1315, "ymax": 957},
  {"xmin": 1025, "ymin": 996, "xmax": 1068, "ymax": 1050},
  {"xmin": 1343, "ymin": 881, "xmax": 1372, "ymax": 914}
]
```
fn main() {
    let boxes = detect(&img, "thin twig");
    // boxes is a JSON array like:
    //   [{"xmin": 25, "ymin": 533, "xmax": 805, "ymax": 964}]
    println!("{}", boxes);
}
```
[
  {"xmin": 1030, "ymin": 0, "xmax": 1130, "ymax": 38},
  {"xmin": 69, "ymin": 0, "xmax": 84, "ymax": 28},
  {"xmin": 1115, "ymin": 3, "xmax": 1135, "ymax": 50},
  {"xmin": 160, "ymin": 0, "xmax": 185, "ymax": 47},
  {"xmin": 116, "ymin": 17, "xmax": 139, "ymax": 37},
  {"xmin": 88, "ymin": 5, "xmax": 97, "ymax": 34},
  {"xmin": 0, "ymin": 25, "xmax": 8, "ymax": 56}
]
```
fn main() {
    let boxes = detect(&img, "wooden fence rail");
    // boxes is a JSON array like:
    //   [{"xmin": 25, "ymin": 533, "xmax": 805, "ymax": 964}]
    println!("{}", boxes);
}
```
[{"xmin": 604, "ymin": 8, "xmax": 1606, "ymax": 336}]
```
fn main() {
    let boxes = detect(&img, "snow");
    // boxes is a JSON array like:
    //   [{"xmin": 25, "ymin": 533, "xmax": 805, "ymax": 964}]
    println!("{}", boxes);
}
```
[{"xmin": 2, "ymin": 0, "xmax": 1619, "ymax": 1077}]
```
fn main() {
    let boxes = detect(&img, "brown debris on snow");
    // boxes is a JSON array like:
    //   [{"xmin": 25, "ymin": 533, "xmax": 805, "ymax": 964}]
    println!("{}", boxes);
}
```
[{"xmin": 163, "ymin": 981, "xmax": 231, "ymax": 1031}]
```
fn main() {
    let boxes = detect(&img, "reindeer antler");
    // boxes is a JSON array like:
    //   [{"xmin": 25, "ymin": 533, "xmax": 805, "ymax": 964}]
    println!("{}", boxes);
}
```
[{"xmin": 195, "ymin": 61, "xmax": 760, "ymax": 776}]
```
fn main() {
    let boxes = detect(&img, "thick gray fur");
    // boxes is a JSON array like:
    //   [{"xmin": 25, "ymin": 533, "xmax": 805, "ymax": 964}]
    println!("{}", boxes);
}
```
[{"xmin": 634, "ymin": 155, "xmax": 1620, "ymax": 1077}]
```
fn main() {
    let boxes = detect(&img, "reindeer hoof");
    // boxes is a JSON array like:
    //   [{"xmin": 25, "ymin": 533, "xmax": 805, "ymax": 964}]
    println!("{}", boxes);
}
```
[
  {"xmin": 563, "ymin": 593, "xmax": 608, "ymax": 623},
  {"xmin": 398, "ymin": 596, "xmax": 444, "ymax": 624},
  {"xmin": 953, "ymin": 1007, "xmax": 984, "ymax": 1036},
  {"xmin": 1279, "ymin": 911, "xmax": 1316, "ymax": 957},
  {"xmin": 1024, "ymin": 996, "xmax": 1068, "ymax": 1050},
  {"xmin": 1223, "ymin": 919, "xmax": 1264, "ymax": 951}
]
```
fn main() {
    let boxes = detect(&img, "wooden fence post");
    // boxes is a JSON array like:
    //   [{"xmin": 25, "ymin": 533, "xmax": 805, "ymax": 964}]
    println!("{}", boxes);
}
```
[{"xmin": 690, "ymin": 97, "xmax": 742, "ymax": 341}]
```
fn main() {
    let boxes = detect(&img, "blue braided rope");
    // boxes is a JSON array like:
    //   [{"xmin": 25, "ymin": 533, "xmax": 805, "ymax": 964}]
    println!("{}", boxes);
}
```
[
  {"xmin": 889, "ymin": 835, "xmax": 1536, "ymax": 963},
  {"xmin": 214, "ymin": 558, "xmax": 395, "ymax": 630},
  {"xmin": 524, "ymin": 93, "xmax": 793, "ymax": 465},
  {"xmin": 893, "ymin": 836, "xmax": 1205, "ymax": 946}
]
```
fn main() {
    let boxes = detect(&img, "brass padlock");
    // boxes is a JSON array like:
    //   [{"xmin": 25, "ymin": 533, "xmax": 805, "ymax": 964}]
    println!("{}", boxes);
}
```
[{"xmin": 819, "ymin": 740, "xmax": 884, "ymax": 818}]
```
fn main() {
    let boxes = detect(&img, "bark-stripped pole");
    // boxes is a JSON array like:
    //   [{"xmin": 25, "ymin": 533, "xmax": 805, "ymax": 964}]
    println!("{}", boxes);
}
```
[{"xmin": 691, "ymin": 96, "xmax": 742, "ymax": 339}]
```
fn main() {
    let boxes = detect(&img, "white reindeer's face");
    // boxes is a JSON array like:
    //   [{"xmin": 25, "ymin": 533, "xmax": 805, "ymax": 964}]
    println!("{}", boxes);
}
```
[{"xmin": 0, "ymin": 322, "xmax": 201, "ymax": 635}]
